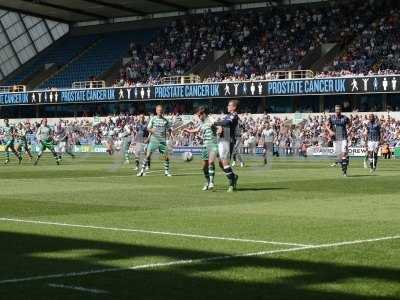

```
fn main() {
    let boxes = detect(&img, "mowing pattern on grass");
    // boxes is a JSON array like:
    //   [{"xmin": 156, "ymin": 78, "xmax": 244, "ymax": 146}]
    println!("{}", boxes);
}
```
[{"xmin": 0, "ymin": 155, "xmax": 399, "ymax": 299}]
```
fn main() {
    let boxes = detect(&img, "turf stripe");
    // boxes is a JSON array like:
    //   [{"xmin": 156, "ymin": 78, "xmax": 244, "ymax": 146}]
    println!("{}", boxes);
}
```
[
  {"xmin": 0, "ymin": 217, "xmax": 310, "ymax": 247},
  {"xmin": 0, "ymin": 235, "xmax": 398, "ymax": 285}
]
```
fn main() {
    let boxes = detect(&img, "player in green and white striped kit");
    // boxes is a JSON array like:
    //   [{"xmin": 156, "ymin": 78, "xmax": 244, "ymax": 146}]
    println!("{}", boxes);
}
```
[
  {"xmin": 184, "ymin": 106, "xmax": 218, "ymax": 191},
  {"xmin": 34, "ymin": 118, "xmax": 60, "ymax": 165},
  {"xmin": 137, "ymin": 105, "xmax": 172, "ymax": 177},
  {"xmin": 2, "ymin": 119, "xmax": 22, "ymax": 164}
]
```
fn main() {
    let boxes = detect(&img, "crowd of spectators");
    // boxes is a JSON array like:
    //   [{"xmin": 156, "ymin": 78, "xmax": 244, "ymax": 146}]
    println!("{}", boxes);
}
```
[
  {"xmin": 213, "ymin": 113, "xmax": 400, "ymax": 155},
  {"xmin": 2, "ymin": 113, "xmax": 400, "ymax": 157},
  {"xmin": 116, "ymin": 13, "xmax": 232, "ymax": 87},
  {"xmin": 315, "ymin": 69, "xmax": 400, "ymax": 78},
  {"xmin": 208, "ymin": 1, "xmax": 373, "ymax": 81},
  {"xmin": 114, "ymin": 0, "xmax": 400, "ymax": 87},
  {"xmin": 330, "ymin": 8, "xmax": 400, "ymax": 75}
]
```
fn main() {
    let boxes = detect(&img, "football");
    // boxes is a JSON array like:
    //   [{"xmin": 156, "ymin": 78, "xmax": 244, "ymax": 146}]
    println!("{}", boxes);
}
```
[{"xmin": 183, "ymin": 151, "xmax": 193, "ymax": 162}]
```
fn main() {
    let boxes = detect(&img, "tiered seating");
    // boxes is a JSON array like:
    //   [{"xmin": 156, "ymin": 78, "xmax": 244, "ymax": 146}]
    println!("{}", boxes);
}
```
[
  {"xmin": 40, "ymin": 30, "xmax": 154, "ymax": 89},
  {"xmin": 330, "ymin": 8, "xmax": 400, "ymax": 74},
  {"xmin": 2, "ymin": 34, "xmax": 98, "ymax": 86},
  {"xmin": 116, "ymin": 0, "xmax": 397, "ymax": 83}
]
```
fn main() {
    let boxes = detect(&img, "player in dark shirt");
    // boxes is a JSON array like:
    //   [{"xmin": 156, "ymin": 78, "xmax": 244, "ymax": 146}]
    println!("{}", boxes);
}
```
[
  {"xmin": 364, "ymin": 114, "xmax": 382, "ymax": 172},
  {"xmin": 214, "ymin": 100, "xmax": 240, "ymax": 192},
  {"xmin": 326, "ymin": 105, "xmax": 351, "ymax": 176},
  {"xmin": 232, "ymin": 121, "xmax": 245, "ymax": 168},
  {"xmin": 132, "ymin": 115, "xmax": 148, "ymax": 170}
]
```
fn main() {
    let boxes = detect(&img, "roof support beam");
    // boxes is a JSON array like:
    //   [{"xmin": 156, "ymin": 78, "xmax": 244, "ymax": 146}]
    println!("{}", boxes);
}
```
[
  {"xmin": 211, "ymin": 0, "xmax": 234, "ymax": 7},
  {"xmin": 18, "ymin": 12, "xmax": 40, "ymax": 56},
  {"xmin": 145, "ymin": 0, "xmax": 189, "ymax": 12},
  {"xmin": 82, "ymin": 0, "xmax": 147, "ymax": 16},
  {"xmin": 0, "ymin": 14, "xmax": 23, "ymax": 66},
  {"xmin": 0, "ymin": 4, "xmax": 70, "ymax": 23},
  {"xmin": 42, "ymin": 16, "xmax": 55, "ymax": 43},
  {"xmin": 21, "ymin": 0, "xmax": 108, "ymax": 20}
]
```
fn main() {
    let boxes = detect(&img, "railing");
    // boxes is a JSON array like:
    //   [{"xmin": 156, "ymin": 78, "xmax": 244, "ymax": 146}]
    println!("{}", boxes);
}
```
[
  {"xmin": 265, "ymin": 70, "xmax": 315, "ymax": 80},
  {"xmin": 72, "ymin": 81, "xmax": 106, "ymax": 89},
  {"xmin": 160, "ymin": 75, "xmax": 201, "ymax": 85},
  {"xmin": 0, "ymin": 85, "xmax": 26, "ymax": 93}
]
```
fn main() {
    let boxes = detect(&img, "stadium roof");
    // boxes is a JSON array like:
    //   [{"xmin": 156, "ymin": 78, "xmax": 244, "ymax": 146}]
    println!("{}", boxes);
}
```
[{"xmin": 0, "ymin": 0, "xmax": 275, "ymax": 24}]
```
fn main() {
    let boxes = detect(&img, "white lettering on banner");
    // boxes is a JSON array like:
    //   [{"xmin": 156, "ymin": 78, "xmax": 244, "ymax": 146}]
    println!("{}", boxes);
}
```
[
  {"xmin": 349, "ymin": 148, "xmax": 365, "ymax": 156},
  {"xmin": 307, "ymin": 147, "xmax": 373, "ymax": 157}
]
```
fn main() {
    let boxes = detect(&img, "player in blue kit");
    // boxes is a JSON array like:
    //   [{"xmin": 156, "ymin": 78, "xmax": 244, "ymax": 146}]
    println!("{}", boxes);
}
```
[
  {"xmin": 364, "ymin": 114, "xmax": 382, "ymax": 173},
  {"xmin": 214, "ymin": 100, "xmax": 240, "ymax": 192},
  {"xmin": 326, "ymin": 105, "xmax": 352, "ymax": 176},
  {"xmin": 132, "ymin": 114, "xmax": 149, "ymax": 171}
]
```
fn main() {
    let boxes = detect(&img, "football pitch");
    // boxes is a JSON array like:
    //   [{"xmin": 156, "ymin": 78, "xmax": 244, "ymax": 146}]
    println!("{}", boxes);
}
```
[{"xmin": 0, "ymin": 154, "xmax": 399, "ymax": 299}]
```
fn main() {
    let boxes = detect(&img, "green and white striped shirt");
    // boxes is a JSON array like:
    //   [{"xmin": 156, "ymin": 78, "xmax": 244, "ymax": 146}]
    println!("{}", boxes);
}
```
[
  {"xmin": 200, "ymin": 118, "xmax": 218, "ymax": 146},
  {"xmin": 148, "ymin": 116, "xmax": 170, "ymax": 143},
  {"xmin": 3, "ymin": 125, "xmax": 14, "ymax": 141},
  {"xmin": 37, "ymin": 125, "xmax": 52, "ymax": 141}
]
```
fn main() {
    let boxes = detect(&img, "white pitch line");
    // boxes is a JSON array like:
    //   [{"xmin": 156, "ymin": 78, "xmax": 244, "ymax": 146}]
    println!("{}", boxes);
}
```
[
  {"xmin": 144, "ymin": 172, "xmax": 201, "ymax": 177},
  {"xmin": 0, "ymin": 235, "xmax": 398, "ymax": 285},
  {"xmin": 2, "ymin": 174, "xmax": 134, "ymax": 181},
  {"xmin": 48, "ymin": 283, "xmax": 109, "ymax": 294},
  {"xmin": 0, "ymin": 217, "xmax": 310, "ymax": 247}
]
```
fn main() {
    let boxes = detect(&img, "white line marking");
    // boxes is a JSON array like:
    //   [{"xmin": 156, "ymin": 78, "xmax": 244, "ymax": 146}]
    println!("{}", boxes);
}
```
[
  {"xmin": 2, "ymin": 175, "xmax": 134, "ymax": 181},
  {"xmin": 48, "ymin": 283, "xmax": 109, "ymax": 294},
  {"xmin": 144, "ymin": 172, "xmax": 200, "ymax": 177},
  {"xmin": 140, "ymin": 170, "xmax": 159, "ymax": 174},
  {"xmin": 0, "ymin": 235, "xmax": 398, "ymax": 285},
  {"xmin": 0, "ymin": 217, "xmax": 310, "ymax": 247}
]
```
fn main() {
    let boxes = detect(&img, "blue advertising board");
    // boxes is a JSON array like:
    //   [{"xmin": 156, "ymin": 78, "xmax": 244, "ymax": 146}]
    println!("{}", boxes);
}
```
[{"xmin": 0, "ymin": 75, "xmax": 399, "ymax": 106}]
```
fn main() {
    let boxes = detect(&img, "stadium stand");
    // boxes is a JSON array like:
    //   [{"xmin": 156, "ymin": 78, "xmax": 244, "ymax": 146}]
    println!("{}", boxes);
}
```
[
  {"xmin": 0, "ymin": 0, "xmax": 399, "ymax": 118},
  {"xmin": 115, "ymin": 0, "xmax": 398, "ymax": 85},
  {"xmin": 39, "ymin": 30, "xmax": 155, "ymax": 89},
  {"xmin": 2, "ymin": 0, "xmax": 399, "ymax": 88},
  {"xmin": 2, "ymin": 34, "xmax": 99, "ymax": 87},
  {"xmin": 329, "ymin": 7, "xmax": 400, "ymax": 74},
  {"xmin": 115, "ymin": 16, "xmax": 222, "ymax": 86}
]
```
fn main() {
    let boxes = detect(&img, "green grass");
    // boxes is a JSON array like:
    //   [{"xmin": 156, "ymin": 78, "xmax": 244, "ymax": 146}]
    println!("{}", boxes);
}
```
[{"xmin": 0, "ymin": 154, "xmax": 399, "ymax": 299}]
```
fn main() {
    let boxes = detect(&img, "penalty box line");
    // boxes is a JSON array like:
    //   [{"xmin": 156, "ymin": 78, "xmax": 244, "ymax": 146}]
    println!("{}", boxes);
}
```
[
  {"xmin": 0, "ymin": 235, "xmax": 398, "ymax": 285},
  {"xmin": 0, "ymin": 217, "xmax": 310, "ymax": 247}
]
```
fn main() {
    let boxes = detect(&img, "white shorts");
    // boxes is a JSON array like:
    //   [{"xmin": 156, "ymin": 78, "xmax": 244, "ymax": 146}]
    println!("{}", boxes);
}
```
[
  {"xmin": 367, "ymin": 141, "xmax": 379, "ymax": 152},
  {"xmin": 333, "ymin": 140, "xmax": 348, "ymax": 156},
  {"xmin": 218, "ymin": 141, "xmax": 231, "ymax": 160},
  {"xmin": 133, "ymin": 143, "xmax": 145, "ymax": 157},
  {"xmin": 263, "ymin": 142, "xmax": 273, "ymax": 154},
  {"xmin": 166, "ymin": 139, "xmax": 173, "ymax": 153},
  {"xmin": 56, "ymin": 141, "xmax": 66, "ymax": 153}
]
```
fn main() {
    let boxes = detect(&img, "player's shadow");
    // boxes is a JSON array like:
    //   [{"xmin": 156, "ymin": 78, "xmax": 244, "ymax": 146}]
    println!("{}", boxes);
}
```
[
  {"xmin": 1, "ymin": 230, "xmax": 399, "ymax": 300},
  {"xmin": 235, "ymin": 182, "xmax": 288, "ymax": 192},
  {"xmin": 347, "ymin": 174, "xmax": 375, "ymax": 178},
  {"xmin": 237, "ymin": 187, "xmax": 287, "ymax": 192}
]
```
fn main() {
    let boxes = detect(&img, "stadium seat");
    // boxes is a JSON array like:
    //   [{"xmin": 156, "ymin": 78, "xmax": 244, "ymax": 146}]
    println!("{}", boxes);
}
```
[
  {"xmin": 2, "ymin": 34, "xmax": 99, "ymax": 86},
  {"xmin": 38, "ymin": 30, "xmax": 155, "ymax": 89}
]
